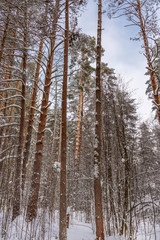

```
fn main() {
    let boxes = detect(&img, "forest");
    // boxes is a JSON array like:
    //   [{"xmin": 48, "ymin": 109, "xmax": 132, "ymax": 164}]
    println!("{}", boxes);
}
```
[{"xmin": 0, "ymin": 0, "xmax": 160, "ymax": 239}]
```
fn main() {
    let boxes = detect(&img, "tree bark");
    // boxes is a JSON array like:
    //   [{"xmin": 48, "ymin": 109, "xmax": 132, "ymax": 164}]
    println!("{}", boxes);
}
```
[
  {"xmin": 0, "ymin": 12, "xmax": 18, "ymax": 114},
  {"xmin": 59, "ymin": 0, "xmax": 69, "ymax": 239},
  {"xmin": 26, "ymin": 0, "xmax": 61, "ymax": 222},
  {"xmin": 0, "ymin": 9, "xmax": 10, "ymax": 63},
  {"xmin": 0, "ymin": 80, "xmax": 20, "ymax": 170},
  {"xmin": 12, "ymin": 3, "xmax": 27, "ymax": 220},
  {"xmin": 22, "ymin": 39, "xmax": 43, "ymax": 191},
  {"xmin": 137, "ymin": 0, "xmax": 160, "ymax": 123},
  {"xmin": 75, "ymin": 51, "xmax": 84, "ymax": 164},
  {"xmin": 50, "ymin": 78, "xmax": 58, "ymax": 158},
  {"xmin": 94, "ymin": 0, "xmax": 104, "ymax": 239}
]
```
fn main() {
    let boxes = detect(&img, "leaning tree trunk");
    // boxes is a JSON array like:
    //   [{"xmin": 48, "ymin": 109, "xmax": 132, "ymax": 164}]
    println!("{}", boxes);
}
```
[
  {"xmin": 137, "ymin": 0, "xmax": 160, "ymax": 123},
  {"xmin": 26, "ymin": 0, "xmax": 61, "ymax": 222},
  {"xmin": 22, "ymin": 2, "xmax": 49, "ymax": 190},
  {"xmin": 59, "ymin": 0, "xmax": 69, "ymax": 239},
  {"xmin": 94, "ymin": 0, "xmax": 105, "ymax": 239},
  {"xmin": 22, "ymin": 39, "xmax": 43, "ymax": 191}
]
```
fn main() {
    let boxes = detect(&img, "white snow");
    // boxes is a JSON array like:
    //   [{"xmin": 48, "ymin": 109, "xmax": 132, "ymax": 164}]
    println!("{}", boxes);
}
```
[
  {"xmin": 0, "ymin": 212, "xmax": 95, "ymax": 240},
  {"xmin": 0, "ymin": 211, "xmax": 160, "ymax": 240},
  {"xmin": 68, "ymin": 220, "xmax": 95, "ymax": 240}
]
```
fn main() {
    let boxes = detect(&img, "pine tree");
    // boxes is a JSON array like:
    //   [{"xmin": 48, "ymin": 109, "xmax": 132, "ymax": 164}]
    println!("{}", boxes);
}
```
[
  {"xmin": 94, "ymin": 0, "xmax": 104, "ymax": 239},
  {"xmin": 26, "ymin": 0, "xmax": 61, "ymax": 221},
  {"xmin": 108, "ymin": 0, "xmax": 160, "ymax": 123},
  {"xmin": 59, "ymin": 0, "xmax": 69, "ymax": 239},
  {"xmin": 12, "ymin": 0, "xmax": 28, "ymax": 220}
]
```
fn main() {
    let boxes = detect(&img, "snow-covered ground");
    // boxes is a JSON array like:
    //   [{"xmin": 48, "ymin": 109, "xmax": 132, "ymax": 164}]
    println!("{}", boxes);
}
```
[{"xmin": 0, "ymin": 210, "xmax": 159, "ymax": 240}]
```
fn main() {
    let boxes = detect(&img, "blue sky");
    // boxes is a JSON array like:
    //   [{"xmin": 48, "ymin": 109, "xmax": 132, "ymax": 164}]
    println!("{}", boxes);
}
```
[{"xmin": 78, "ymin": 0, "xmax": 153, "ymax": 121}]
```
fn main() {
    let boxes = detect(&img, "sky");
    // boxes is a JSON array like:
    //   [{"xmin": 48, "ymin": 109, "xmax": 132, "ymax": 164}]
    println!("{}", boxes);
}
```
[{"xmin": 78, "ymin": 0, "xmax": 154, "ymax": 121}]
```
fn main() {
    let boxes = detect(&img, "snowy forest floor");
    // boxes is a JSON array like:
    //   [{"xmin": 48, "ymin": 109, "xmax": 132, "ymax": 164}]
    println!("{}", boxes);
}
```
[{"xmin": 0, "ymin": 210, "xmax": 160, "ymax": 240}]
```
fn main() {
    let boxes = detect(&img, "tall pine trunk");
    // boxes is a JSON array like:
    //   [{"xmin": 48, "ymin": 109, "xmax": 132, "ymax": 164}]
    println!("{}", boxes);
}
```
[
  {"xmin": 137, "ymin": 0, "xmax": 160, "ymax": 123},
  {"xmin": 59, "ymin": 0, "xmax": 69, "ymax": 239},
  {"xmin": 75, "ymin": 51, "xmax": 84, "ymax": 164},
  {"xmin": 22, "ymin": 39, "xmax": 43, "ymax": 190},
  {"xmin": 26, "ymin": 0, "xmax": 60, "ymax": 222},
  {"xmin": 12, "ymin": 3, "xmax": 27, "ymax": 220},
  {"xmin": 94, "ymin": 0, "xmax": 104, "ymax": 239},
  {"xmin": 22, "ymin": 3, "xmax": 49, "ymax": 187}
]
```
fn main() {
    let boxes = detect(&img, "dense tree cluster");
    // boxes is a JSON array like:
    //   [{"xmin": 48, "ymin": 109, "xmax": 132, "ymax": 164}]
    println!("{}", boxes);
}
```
[{"xmin": 0, "ymin": 0, "xmax": 160, "ymax": 240}]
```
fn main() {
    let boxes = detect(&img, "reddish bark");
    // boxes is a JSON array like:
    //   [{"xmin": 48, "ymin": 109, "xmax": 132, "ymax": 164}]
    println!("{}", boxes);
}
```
[
  {"xmin": 75, "ymin": 51, "xmax": 84, "ymax": 164},
  {"xmin": 94, "ymin": 0, "xmax": 104, "ymax": 239},
  {"xmin": 26, "ymin": 0, "xmax": 61, "ymax": 222},
  {"xmin": 137, "ymin": 0, "xmax": 160, "ymax": 123},
  {"xmin": 22, "ymin": 2, "xmax": 49, "ymax": 190},
  {"xmin": 0, "ymin": 26, "xmax": 19, "ymax": 167},
  {"xmin": 12, "ymin": 6, "xmax": 27, "ymax": 219},
  {"xmin": 0, "ymin": 9, "xmax": 10, "ymax": 63},
  {"xmin": 0, "ymin": 18, "xmax": 18, "ymax": 114},
  {"xmin": 22, "ymin": 39, "xmax": 43, "ymax": 190},
  {"xmin": 59, "ymin": 1, "xmax": 69, "ymax": 239}
]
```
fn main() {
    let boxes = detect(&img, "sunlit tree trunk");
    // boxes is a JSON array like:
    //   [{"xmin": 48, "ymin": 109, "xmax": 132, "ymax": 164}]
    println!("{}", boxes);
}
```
[
  {"xmin": 59, "ymin": 0, "xmax": 69, "ymax": 239},
  {"xmin": 26, "ymin": 0, "xmax": 61, "ymax": 222},
  {"xmin": 94, "ymin": 0, "xmax": 104, "ymax": 239},
  {"xmin": 75, "ymin": 50, "xmax": 84, "ymax": 164}
]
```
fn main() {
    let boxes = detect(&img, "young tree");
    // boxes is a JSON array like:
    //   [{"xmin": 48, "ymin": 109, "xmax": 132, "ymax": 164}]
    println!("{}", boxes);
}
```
[{"xmin": 75, "ymin": 50, "xmax": 84, "ymax": 164}]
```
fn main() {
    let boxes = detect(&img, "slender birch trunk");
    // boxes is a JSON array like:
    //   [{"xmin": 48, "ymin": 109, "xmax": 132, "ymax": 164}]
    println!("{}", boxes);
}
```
[
  {"xmin": 59, "ymin": 0, "xmax": 69, "ymax": 239},
  {"xmin": 94, "ymin": 0, "xmax": 104, "ymax": 239},
  {"xmin": 26, "ymin": 0, "xmax": 61, "ymax": 221}
]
